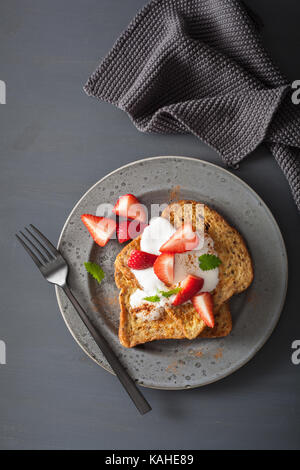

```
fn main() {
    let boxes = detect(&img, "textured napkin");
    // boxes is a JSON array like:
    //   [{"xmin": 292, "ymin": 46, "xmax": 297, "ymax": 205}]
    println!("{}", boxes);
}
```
[{"xmin": 84, "ymin": 0, "xmax": 300, "ymax": 211}]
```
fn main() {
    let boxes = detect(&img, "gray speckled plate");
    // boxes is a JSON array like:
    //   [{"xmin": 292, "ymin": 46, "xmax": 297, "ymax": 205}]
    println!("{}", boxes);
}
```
[{"xmin": 55, "ymin": 156, "xmax": 288, "ymax": 389}]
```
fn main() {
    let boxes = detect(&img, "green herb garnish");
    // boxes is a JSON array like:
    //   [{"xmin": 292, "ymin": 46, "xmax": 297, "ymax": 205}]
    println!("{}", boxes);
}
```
[
  {"xmin": 198, "ymin": 254, "xmax": 222, "ymax": 271},
  {"xmin": 84, "ymin": 262, "xmax": 105, "ymax": 284},
  {"xmin": 159, "ymin": 287, "xmax": 182, "ymax": 298},
  {"xmin": 143, "ymin": 295, "xmax": 161, "ymax": 303}
]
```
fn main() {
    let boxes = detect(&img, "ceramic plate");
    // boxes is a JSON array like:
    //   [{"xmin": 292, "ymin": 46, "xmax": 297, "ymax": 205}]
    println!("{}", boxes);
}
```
[{"xmin": 55, "ymin": 156, "xmax": 288, "ymax": 389}]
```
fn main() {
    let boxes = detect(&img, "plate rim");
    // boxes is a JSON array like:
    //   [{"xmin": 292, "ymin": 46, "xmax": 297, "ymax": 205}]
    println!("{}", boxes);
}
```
[{"xmin": 55, "ymin": 156, "xmax": 288, "ymax": 390}]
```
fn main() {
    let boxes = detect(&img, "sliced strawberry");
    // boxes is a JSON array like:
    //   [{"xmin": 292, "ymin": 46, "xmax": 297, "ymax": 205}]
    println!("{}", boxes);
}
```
[
  {"xmin": 116, "ymin": 220, "xmax": 131, "ymax": 243},
  {"xmin": 128, "ymin": 220, "xmax": 148, "ymax": 239},
  {"xmin": 117, "ymin": 220, "xmax": 148, "ymax": 243},
  {"xmin": 192, "ymin": 292, "xmax": 215, "ymax": 328},
  {"xmin": 153, "ymin": 253, "xmax": 174, "ymax": 286},
  {"xmin": 172, "ymin": 275, "xmax": 204, "ymax": 306},
  {"xmin": 127, "ymin": 250, "xmax": 158, "ymax": 270},
  {"xmin": 81, "ymin": 214, "xmax": 116, "ymax": 247},
  {"xmin": 113, "ymin": 194, "xmax": 147, "ymax": 223},
  {"xmin": 160, "ymin": 223, "xmax": 199, "ymax": 253}
]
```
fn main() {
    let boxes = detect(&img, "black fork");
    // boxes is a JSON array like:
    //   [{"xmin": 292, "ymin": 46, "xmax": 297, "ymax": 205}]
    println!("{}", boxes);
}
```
[{"xmin": 16, "ymin": 224, "xmax": 151, "ymax": 415}]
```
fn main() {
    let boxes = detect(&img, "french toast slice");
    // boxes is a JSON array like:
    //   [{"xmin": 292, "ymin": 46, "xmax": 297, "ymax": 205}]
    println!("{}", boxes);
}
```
[
  {"xmin": 115, "ymin": 262, "xmax": 232, "ymax": 347},
  {"xmin": 115, "ymin": 237, "xmax": 206, "ymax": 346},
  {"xmin": 161, "ymin": 201, "xmax": 253, "ymax": 310},
  {"xmin": 115, "ymin": 201, "xmax": 253, "ymax": 348}
]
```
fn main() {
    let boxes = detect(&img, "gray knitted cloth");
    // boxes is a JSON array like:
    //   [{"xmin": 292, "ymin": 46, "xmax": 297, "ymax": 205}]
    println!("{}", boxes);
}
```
[{"xmin": 84, "ymin": 0, "xmax": 300, "ymax": 211}]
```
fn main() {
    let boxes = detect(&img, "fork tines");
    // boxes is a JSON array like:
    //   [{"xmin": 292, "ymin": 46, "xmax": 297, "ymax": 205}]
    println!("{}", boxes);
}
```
[{"xmin": 15, "ymin": 224, "xmax": 58, "ymax": 268}]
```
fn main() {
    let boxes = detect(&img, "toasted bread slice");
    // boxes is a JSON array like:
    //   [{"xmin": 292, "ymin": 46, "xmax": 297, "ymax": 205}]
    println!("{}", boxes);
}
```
[
  {"xmin": 200, "ymin": 301, "xmax": 232, "ymax": 339},
  {"xmin": 161, "ymin": 201, "xmax": 253, "ymax": 310},
  {"xmin": 115, "ymin": 236, "xmax": 207, "ymax": 343},
  {"xmin": 115, "ymin": 200, "xmax": 253, "ymax": 348},
  {"xmin": 116, "ymin": 264, "xmax": 232, "ymax": 347}
]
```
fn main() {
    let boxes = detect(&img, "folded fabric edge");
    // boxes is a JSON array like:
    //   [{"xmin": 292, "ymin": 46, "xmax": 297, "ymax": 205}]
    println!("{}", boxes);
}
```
[{"xmin": 83, "ymin": 0, "xmax": 161, "ymax": 101}]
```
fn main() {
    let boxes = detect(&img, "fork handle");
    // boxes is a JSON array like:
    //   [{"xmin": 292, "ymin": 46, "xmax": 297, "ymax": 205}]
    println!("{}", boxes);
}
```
[{"xmin": 62, "ymin": 285, "xmax": 151, "ymax": 415}]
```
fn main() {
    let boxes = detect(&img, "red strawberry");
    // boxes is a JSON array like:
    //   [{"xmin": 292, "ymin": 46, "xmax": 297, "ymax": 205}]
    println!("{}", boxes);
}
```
[
  {"xmin": 116, "ymin": 220, "xmax": 131, "ymax": 243},
  {"xmin": 116, "ymin": 220, "xmax": 148, "ymax": 243},
  {"xmin": 172, "ymin": 275, "xmax": 204, "ymax": 306},
  {"xmin": 81, "ymin": 215, "xmax": 116, "ymax": 247},
  {"xmin": 160, "ymin": 223, "xmax": 199, "ymax": 253},
  {"xmin": 192, "ymin": 292, "xmax": 215, "ymax": 328},
  {"xmin": 128, "ymin": 220, "xmax": 148, "ymax": 239},
  {"xmin": 153, "ymin": 253, "xmax": 174, "ymax": 286},
  {"xmin": 113, "ymin": 194, "xmax": 147, "ymax": 223},
  {"xmin": 127, "ymin": 250, "xmax": 158, "ymax": 270}
]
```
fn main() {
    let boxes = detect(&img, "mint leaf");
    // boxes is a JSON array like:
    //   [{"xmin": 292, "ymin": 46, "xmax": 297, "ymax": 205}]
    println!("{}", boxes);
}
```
[
  {"xmin": 144, "ymin": 295, "xmax": 161, "ymax": 303},
  {"xmin": 198, "ymin": 254, "xmax": 222, "ymax": 271},
  {"xmin": 84, "ymin": 262, "xmax": 105, "ymax": 284},
  {"xmin": 159, "ymin": 287, "xmax": 182, "ymax": 298}
]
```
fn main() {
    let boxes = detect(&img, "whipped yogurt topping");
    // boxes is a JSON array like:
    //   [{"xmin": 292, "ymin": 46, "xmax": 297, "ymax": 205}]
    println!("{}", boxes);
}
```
[
  {"xmin": 174, "ymin": 237, "xmax": 218, "ymax": 292},
  {"xmin": 130, "ymin": 289, "xmax": 171, "ymax": 321},
  {"xmin": 140, "ymin": 216, "xmax": 176, "ymax": 255},
  {"xmin": 129, "ymin": 217, "xmax": 219, "ymax": 321}
]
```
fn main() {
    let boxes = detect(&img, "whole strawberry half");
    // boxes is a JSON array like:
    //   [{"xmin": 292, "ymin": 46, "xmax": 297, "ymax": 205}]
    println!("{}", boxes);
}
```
[
  {"xmin": 160, "ymin": 223, "xmax": 199, "ymax": 253},
  {"xmin": 153, "ymin": 253, "xmax": 174, "ymax": 286},
  {"xmin": 127, "ymin": 250, "xmax": 158, "ymax": 270},
  {"xmin": 192, "ymin": 292, "xmax": 215, "ymax": 328},
  {"xmin": 81, "ymin": 214, "xmax": 116, "ymax": 247},
  {"xmin": 116, "ymin": 220, "xmax": 148, "ymax": 243},
  {"xmin": 113, "ymin": 194, "xmax": 147, "ymax": 223},
  {"xmin": 172, "ymin": 275, "xmax": 204, "ymax": 306}
]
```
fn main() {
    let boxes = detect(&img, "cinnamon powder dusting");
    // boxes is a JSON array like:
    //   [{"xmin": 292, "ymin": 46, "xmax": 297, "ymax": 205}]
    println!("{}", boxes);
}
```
[
  {"xmin": 214, "ymin": 348, "xmax": 223, "ymax": 360},
  {"xmin": 190, "ymin": 350, "xmax": 203, "ymax": 358},
  {"xmin": 106, "ymin": 294, "xmax": 119, "ymax": 307},
  {"xmin": 132, "ymin": 304, "xmax": 155, "ymax": 315},
  {"xmin": 166, "ymin": 361, "xmax": 179, "ymax": 373},
  {"xmin": 91, "ymin": 294, "xmax": 119, "ymax": 311},
  {"xmin": 168, "ymin": 185, "xmax": 181, "ymax": 203}
]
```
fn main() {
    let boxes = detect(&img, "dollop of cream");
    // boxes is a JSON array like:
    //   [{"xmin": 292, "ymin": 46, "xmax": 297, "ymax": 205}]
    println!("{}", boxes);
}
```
[{"xmin": 129, "ymin": 217, "xmax": 219, "ymax": 321}]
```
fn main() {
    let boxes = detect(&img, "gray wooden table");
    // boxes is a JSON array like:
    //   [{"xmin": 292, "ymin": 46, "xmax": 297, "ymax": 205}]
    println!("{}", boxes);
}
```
[{"xmin": 0, "ymin": 0, "xmax": 299, "ymax": 450}]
